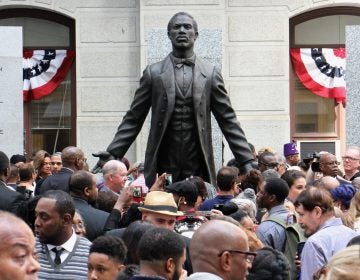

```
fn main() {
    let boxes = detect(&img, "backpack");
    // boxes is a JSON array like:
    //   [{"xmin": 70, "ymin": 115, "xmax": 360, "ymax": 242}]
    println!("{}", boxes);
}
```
[{"xmin": 267, "ymin": 217, "xmax": 307, "ymax": 280}]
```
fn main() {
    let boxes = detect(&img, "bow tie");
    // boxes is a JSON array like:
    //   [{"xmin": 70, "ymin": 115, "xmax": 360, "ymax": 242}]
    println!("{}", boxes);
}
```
[{"xmin": 173, "ymin": 57, "xmax": 195, "ymax": 68}]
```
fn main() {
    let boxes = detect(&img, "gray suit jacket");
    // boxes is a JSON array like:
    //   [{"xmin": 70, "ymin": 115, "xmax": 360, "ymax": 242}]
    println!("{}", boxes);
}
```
[{"xmin": 107, "ymin": 54, "xmax": 252, "ymax": 186}]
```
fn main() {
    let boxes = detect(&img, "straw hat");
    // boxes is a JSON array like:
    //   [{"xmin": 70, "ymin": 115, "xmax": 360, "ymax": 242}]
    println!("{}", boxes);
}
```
[{"xmin": 138, "ymin": 191, "xmax": 183, "ymax": 216}]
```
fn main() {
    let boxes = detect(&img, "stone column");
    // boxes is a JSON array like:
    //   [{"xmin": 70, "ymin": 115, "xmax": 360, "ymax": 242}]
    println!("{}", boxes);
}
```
[
  {"xmin": 0, "ymin": 27, "xmax": 23, "ymax": 157},
  {"xmin": 345, "ymin": 26, "xmax": 360, "ymax": 146}
]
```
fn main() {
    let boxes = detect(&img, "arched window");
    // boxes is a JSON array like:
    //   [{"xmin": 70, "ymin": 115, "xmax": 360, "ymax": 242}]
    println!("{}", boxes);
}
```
[
  {"xmin": 0, "ymin": 8, "xmax": 75, "ymax": 158},
  {"xmin": 290, "ymin": 7, "xmax": 360, "ymax": 145}
]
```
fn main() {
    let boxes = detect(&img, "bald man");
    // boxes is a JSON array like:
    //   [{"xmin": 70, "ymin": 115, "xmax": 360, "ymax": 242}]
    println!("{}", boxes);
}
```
[
  {"xmin": 188, "ymin": 220, "xmax": 255, "ymax": 280},
  {"xmin": 315, "ymin": 176, "xmax": 340, "ymax": 192},
  {"xmin": 0, "ymin": 211, "xmax": 40, "ymax": 280}
]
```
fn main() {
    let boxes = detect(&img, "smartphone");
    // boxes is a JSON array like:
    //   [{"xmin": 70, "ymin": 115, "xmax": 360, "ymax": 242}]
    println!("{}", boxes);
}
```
[
  {"xmin": 297, "ymin": 242, "xmax": 305, "ymax": 260},
  {"xmin": 213, "ymin": 204, "xmax": 224, "ymax": 211},
  {"xmin": 165, "ymin": 174, "xmax": 173, "ymax": 186},
  {"xmin": 132, "ymin": 186, "xmax": 142, "ymax": 198}
]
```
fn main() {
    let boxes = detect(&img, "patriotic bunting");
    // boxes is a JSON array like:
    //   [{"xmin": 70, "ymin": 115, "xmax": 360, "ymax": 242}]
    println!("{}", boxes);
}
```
[
  {"xmin": 290, "ymin": 48, "xmax": 346, "ymax": 104},
  {"xmin": 23, "ymin": 49, "xmax": 75, "ymax": 102}
]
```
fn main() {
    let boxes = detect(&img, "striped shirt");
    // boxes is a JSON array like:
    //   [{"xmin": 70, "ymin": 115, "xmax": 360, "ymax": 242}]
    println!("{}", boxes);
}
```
[{"xmin": 36, "ymin": 235, "xmax": 91, "ymax": 280}]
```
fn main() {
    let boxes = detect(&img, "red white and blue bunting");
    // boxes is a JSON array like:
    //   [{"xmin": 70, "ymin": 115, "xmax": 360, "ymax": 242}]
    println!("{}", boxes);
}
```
[
  {"xmin": 23, "ymin": 49, "xmax": 75, "ymax": 102},
  {"xmin": 290, "ymin": 48, "xmax": 346, "ymax": 104}
]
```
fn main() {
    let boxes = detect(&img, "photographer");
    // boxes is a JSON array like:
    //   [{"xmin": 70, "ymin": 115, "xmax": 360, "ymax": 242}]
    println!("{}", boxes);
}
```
[{"xmin": 311, "ymin": 152, "xmax": 350, "ymax": 185}]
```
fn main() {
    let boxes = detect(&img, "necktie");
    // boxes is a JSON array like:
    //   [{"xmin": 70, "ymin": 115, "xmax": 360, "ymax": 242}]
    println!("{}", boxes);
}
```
[{"xmin": 52, "ymin": 247, "xmax": 64, "ymax": 265}]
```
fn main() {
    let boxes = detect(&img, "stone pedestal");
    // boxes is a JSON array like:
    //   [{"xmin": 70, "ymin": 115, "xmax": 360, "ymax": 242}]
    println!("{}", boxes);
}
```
[{"xmin": 0, "ymin": 27, "xmax": 23, "ymax": 157}]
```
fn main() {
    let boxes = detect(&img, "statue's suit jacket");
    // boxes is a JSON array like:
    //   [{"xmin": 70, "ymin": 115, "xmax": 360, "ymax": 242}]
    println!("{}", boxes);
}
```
[{"xmin": 107, "ymin": 54, "xmax": 253, "ymax": 186}]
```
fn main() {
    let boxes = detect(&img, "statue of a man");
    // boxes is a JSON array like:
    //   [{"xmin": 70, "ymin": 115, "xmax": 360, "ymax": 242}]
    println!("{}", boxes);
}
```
[{"xmin": 106, "ymin": 12, "xmax": 253, "ymax": 186}]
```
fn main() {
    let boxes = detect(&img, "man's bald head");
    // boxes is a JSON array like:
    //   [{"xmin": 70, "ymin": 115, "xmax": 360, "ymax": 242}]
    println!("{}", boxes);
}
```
[
  {"xmin": 0, "ymin": 211, "xmax": 33, "ymax": 240},
  {"xmin": 190, "ymin": 220, "xmax": 250, "ymax": 280},
  {"xmin": 316, "ymin": 176, "xmax": 340, "ymax": 192},
  {"xmin": 61, "ymin": 146, "xmax": 85, "ymax": 170},
  {"xmin": 0, "ymin": 211, "xmax": 40, "ymax": 279},
  {"xmin": 102, "ymin": 160, "xmax": 126, "ymax": 177}
]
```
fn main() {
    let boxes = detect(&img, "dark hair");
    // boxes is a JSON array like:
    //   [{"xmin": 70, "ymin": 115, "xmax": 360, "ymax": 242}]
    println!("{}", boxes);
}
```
[
  {"xmin": 247, "ymin": 247, "xmax": 291, "ymax": 280},
  {"xmin": 0, "ymin": 151, "xmax": 10, "ymax": 175},
  {"xmin": 90, "ymin": 235, "xmax": 127, "ymax": 264},
  {"xmin": 230, "ymin": 209, "xmax": 249, "ymax": 223},
  {"xmin": 188, "ymin": 176, "xmax": 208, "ymax": 201},
  {"xmin": 10, "ymin": 154, "xmax": 26, "ymax": 165},
  {"xmin": 17, "ymin": 195, "xmax": 42, "ymax": 232},
  {"xmin": 18, "ymin": 163, "xmax": 35, "ymax": 181},
  {"xmin": 264, "ymin": 178, "xmax": 289, "ymax": 203},
  {"xmin": 216, "ymin": 166, "xmax": 238, "ymax": 191},
  {"xmin": 221, "ymin": 201, "xmax": 239, "ymax": 216},
  {"xmin": 167, "ymin": 12, "xmax": 198, "ymax": 32},
  {"xmin": 241, "ymin": 169, "xmax": 263, "ymax": 192},
  {"xmin": 137, "ymin": 227, "xmax": 186, "ymax": 263},
  {"xmin": 294, "ymin": 187, "xmax": 334, "ymax": 213},
  {"xmin": 42, "ymin": 190, "xmax": 75, "ymax": 218},
  {"xmin": 9, "ymin": 164, "xmax": 20, "ymax": 180},
  {"xmin": 96, "ymin": 191, "xmax": 118, "ymax": 213},
  {"xmin": 281, "ymin": 170, "xmax": 306, "ymax": 188},
  {"xmin": 69, "ymin": 170, "xmax": 94, "ymax": 196},
  {"xmin": 258, "ymin": 151, "xmax": 275, "ymax": 163},
  {"xmin": 116, "ymin": 264, "xmax": 140, "ymax": 280},
  {"xmin": 122, "ymin": 220, "xmax": 156, "ymax": 264}
]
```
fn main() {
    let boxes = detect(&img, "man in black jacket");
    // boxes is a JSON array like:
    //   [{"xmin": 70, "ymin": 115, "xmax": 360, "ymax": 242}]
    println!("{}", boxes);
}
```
[
  {"xmin": 0, "ymin": 151, "xmax": 25, "ymax": 215},
  {"xmin": 69, "ymin": 170, "xmax": 109, "ymax": 241}
]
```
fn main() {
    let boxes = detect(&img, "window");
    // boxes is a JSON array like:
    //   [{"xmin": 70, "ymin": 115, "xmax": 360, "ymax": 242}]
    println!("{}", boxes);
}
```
[
  {"xmin": 290, "ymin": 8, "xmax": 360, "ymax": 139},
  {"xmin": 0, "ymin": 8, "xmax": 75, "ymax": 157}
]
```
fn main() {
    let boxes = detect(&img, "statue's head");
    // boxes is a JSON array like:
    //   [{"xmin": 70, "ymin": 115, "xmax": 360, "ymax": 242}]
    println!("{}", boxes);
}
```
[{"xmin": 167, "ymin": 12, "xmax": 198, "ymax": 52}]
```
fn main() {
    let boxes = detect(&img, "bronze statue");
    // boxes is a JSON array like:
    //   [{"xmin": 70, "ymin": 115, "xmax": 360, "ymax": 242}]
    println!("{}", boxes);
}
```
[{"xmin": 104, "ymin": 12, "xmax": 253, "ymax": 186}]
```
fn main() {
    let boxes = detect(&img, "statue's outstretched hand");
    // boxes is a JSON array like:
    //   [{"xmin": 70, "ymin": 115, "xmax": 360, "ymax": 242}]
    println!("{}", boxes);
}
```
[{"xmin": 91, "ymin": 151, "xmax": 115, "ymax": 173}]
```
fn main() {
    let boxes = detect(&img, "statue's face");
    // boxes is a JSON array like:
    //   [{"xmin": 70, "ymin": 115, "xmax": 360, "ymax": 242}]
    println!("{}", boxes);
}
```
[{"xmin": 167, "ymin": 14, "xmax": 198, "ymax": 52}]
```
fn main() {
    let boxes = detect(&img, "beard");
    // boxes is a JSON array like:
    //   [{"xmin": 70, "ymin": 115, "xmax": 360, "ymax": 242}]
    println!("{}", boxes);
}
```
[{"xmin": 171, "ymin": 269, "xmax": 180, "ymax": 280}]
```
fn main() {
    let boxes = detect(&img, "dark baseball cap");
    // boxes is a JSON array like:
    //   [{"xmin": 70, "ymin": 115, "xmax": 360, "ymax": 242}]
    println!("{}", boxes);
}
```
[{"xmin": 165, "ymin": 180, "xmax": 199, "ymax": 205}]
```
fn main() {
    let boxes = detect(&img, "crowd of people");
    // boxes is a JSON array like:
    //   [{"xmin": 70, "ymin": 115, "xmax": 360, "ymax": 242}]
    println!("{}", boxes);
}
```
[{"xmin": 1, "ymin": 142, "xmax": 360, "ymax": 280}]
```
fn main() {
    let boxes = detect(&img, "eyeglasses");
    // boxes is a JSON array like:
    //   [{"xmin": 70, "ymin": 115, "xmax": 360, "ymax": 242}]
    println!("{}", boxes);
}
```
[
  {"xmin": 218, "ymin": 250, "xmax": 257, "ymax": 263},
  {"xmin": 51, "ymin": 162, "xmax": 62, "ymax": 166},
  {"xmin": 342, "ymin": 156, "xmax": 360, "ymax": 161},
  {"xmin": 73, "ymin": 222, "xmax": 85, "ymax": 231},
  {"xmin": 322, "ymin": 161, "xmax": 340, "ymax": 166}
]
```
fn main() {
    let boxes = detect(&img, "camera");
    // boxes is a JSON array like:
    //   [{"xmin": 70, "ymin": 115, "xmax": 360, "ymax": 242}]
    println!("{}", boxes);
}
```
[
  {"xmin": 309, "ymin": 152, "xmax": 321, "ymax": 172},
  {"xmin": 309, "ymin": 152, "xmax": 320, "ymax": 160},
  {"xmin": 302, "ymin": 152, "xmax": 321, "ymax": 172}
]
